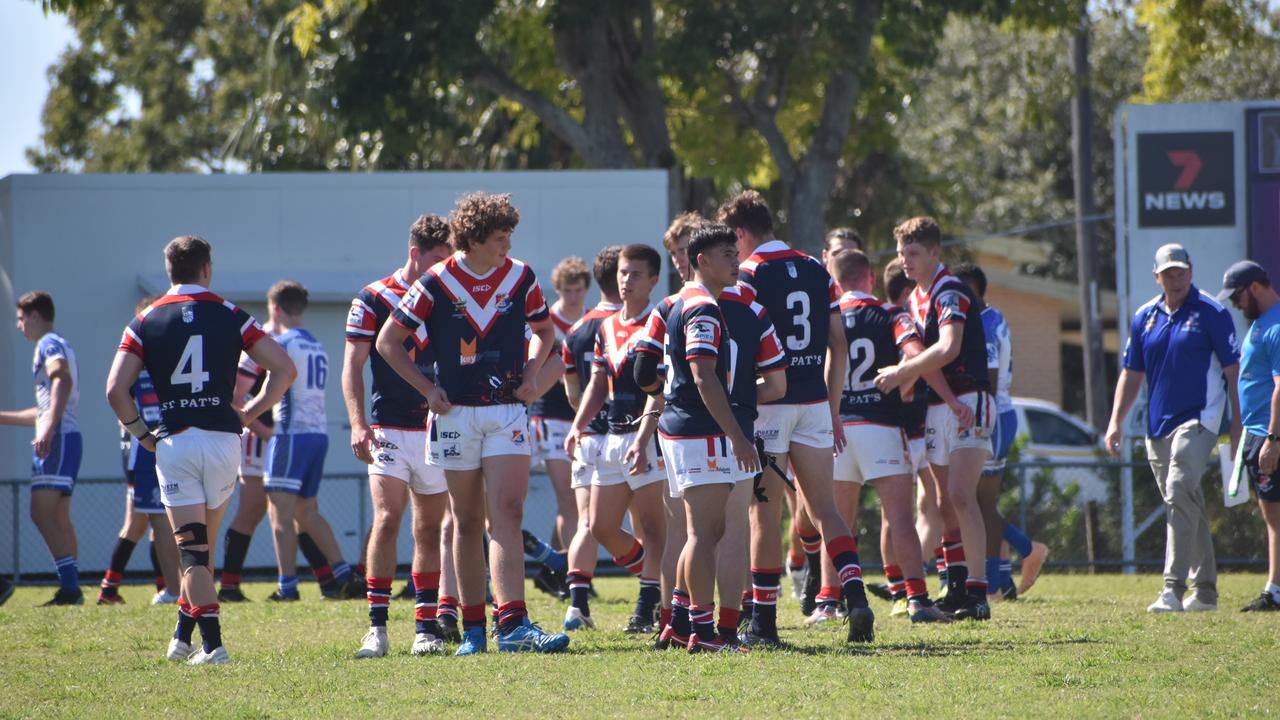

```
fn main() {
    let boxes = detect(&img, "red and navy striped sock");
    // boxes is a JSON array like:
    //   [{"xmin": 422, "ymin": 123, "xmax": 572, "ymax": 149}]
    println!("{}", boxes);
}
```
[
  {"xmin": 717, "ymin": 606, "xmax": 741, "ymax": 639},
  {"xmin": 497, "ymin": 600, "xmax": 528, "ymax": 635},
  {"xmin": 905, "ymin": 577, "xmax": 930, "ymax": 612},
  {"xmin": 461, "ymin": 603, "xmax": 487, "ymax": 632},
  {"xmin": 100, "ymin": 570, "xmax": 124, "ymax": 597},
  {"xmin": 816, "ymin": 585, "xmax": 842, "ymax": 609},
  {"xmin": 787, "ymin": 548, "xmax": 806, "ymax": 574},
  {"xmin": 437, "ymin": 595, "xmax": 459, "ymax": 624},
  {"xmin": 367, "ymin": 576, "xmax": 392, "ymax": 627},
  {"xmin": 740, "ymin": 589, "xmax": 754, "ymax": 626},
  {"xmin": 800, "ymin": 531, "xmax": 823, "ymax": 578},
  {"xmin": 826, "ymin": 535, "xmax": 868, "ymax": 608},
  {"xmin": 221, "ymin": 529, "xmax": 252, "ymax": 587},
  {"xmin": 173, "ymin": 598, "xmax": 196, "ymax": 644},
  {"xmin": 659, "ymin": 605, "xmax": 673, "ymax": 631},
  {"xmin": 885, "ymin": 564, "xmax": 906, "ymax": 601},
  {"xmin": 567, "ymin": 569, "xmax": 593, "ymax": 616},
  {"xmin": 192, "ymin": 603, "xmax": 222, "ymax": 652},
  {"xmin": 671, "ymin": 589, "xmax": 692, "ymax": 637},
  {"xmin": 613, "ymin": 538, "xmax": 646, "ymax": 577},
  {"xmin": 635, "ymin": 576, "xmax": 660, "ymax": 621},
  {"xmin": 750, "ymin": 567, "xmax": 782, "ymax": 635},
  {"xmin": 690, "ymin": 603, "xmax": 716, "ymax": 642},
  {"xmin": 412, "ymin": 571, "xmax": 440, "ymax": 635},
  {"xmin": 942, "ymin": 531, "xmax": 968, "ymax": 589},
  {"xmin": 101, "ymin": 537, "xmax": 136, "ymax": 596}
]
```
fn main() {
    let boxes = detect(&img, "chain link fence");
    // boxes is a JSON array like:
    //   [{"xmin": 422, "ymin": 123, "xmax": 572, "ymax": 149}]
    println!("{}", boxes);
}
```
[{"xmin": 2, "ymin": 457, "xmax": 1270, "ymax": 583}]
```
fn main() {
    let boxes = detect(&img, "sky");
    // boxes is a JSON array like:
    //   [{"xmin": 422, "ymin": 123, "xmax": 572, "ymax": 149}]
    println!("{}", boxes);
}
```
[{"xmin": 0, "ymin": 2, "xmax": 74, "ymax": 178}]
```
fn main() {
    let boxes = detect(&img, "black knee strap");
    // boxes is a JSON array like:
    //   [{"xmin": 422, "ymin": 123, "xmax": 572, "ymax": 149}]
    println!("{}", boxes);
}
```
[{"xmin": 175, "ymin": 522, "xmax": 210, "ymax": 570}]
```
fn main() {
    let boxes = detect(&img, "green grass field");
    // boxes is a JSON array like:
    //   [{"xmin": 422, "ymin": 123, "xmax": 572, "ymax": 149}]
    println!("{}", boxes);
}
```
[{"xmin": 1, "ymin": 573, "xmax": 1276, "ymax": 718}]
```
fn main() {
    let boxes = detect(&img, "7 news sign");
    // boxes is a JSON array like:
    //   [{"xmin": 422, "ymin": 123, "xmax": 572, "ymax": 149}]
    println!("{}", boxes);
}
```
[{"xmin": 1137, "ymin": 131, "xmax": 1235, "ymax": 227}]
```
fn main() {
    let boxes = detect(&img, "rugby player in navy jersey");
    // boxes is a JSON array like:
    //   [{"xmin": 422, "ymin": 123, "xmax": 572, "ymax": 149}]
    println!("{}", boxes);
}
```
[
  {"xmin": 561, "ymin": 247, "xmax": 624, "ymax": 613},
  {"xmin": 876, "ymin": 217, "xmax": 995, "ymax": 621},
  {"xmin": 346, "ymin": 215, "xmax": 455, "ymax": 657},
  {"xmin": 107, "ymin": 235, "xmax": 296, "ymax": 665},
  {"xmin": 379, "ymin": 192, "xmax": 569, "ymax": 655},
  {"xmin": 561, "ymin": 245, "xmax": 666, "ymax": 632},
  {"xmin": 530, "ymin": 257, "xmax": 590, "ymax": 557},
  {"xmin": 98, "ymin": 297, "xmax": 182, "ymax": 606},
  {"xmin": 633, "ymin": 224, "xmax": 762, "ymax": 653},
  {"xmin": 1, "ymin": 291, "xmax": 83, "ymax": 605},
  {"xmin": 718, "ymin": 191, "xmax": 876, "ymax": 644},
  {"xmin": 811, "ymin": 249, "xmax": 951, "ymax": 626}
]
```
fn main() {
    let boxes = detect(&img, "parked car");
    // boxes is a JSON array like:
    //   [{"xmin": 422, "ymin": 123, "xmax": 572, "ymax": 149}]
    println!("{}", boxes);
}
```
[{"xmin": 1009, "ymin": 397, "xmax": 1108, "ymax": 503}]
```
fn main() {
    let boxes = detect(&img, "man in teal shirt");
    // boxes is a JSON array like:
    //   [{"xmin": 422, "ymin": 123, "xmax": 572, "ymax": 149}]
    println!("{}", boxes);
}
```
[{"xmin": 1220, "ymin": 260, "xmax": 1280, "ymax": 612}]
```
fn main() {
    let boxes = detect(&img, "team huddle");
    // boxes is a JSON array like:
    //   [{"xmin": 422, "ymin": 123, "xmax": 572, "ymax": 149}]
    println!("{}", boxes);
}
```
[{"xmin": 4, "ymin": 188, "xmax": 1055, "ymax": 662}]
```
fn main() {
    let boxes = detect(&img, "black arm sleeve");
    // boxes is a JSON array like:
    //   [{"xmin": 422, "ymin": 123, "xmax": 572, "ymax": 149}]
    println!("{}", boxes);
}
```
[{"xmin": 634, "ymin": 351, "xmax": 663, "ymax": 396}]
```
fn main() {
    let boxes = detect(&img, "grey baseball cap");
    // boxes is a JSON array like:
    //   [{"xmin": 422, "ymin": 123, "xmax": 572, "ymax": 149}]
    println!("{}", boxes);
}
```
[
  {"xmin": 1153, "ymin": 243, "xmax": 1191, "ymax": 273},
  {"xmin": 1216, "ymin": 260, "xmax": 1270, "ymax": 302}
]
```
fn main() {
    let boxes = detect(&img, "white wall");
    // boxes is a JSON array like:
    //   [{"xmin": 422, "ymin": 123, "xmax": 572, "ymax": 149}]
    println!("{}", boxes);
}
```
[{"xmin": 0, "ymin": 170, "xmax": 668, "ymax": 574}]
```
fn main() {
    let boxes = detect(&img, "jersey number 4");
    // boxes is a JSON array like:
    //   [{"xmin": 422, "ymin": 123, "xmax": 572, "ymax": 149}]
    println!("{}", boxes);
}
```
[{"xmin": 171, "ymin": 335, "xmax": 211, "ymax": 393}]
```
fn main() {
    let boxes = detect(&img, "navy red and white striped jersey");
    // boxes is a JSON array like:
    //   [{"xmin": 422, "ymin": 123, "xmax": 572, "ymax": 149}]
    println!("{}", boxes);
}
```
[
  {"xmin": 637, "ymin": 282, "xmax": 741, "ymax": 438},
  {"xmin": 119, "ymin": 284, "xmax": 267, "ymax": 436},
  {"xmin": 391, "ymin": 255, "xmax": 550, "ymax": 406},
  {"xmin": 592, "ymin": 307, "xmax": 654, "ymax": 433},
  {"xmin": 717, "ymin": 285, "xmax": 787, "ymax": 421},
  {"xmin": 909, "ymin": 264, "xmax": 990, "ymax": 402},
  {"xmin": 346, "ymin": 269, "xmax": 435, "ymax": 430},
  {"xmin": 837, "ymin": 291, "xmax": 918, "ymax": 427},
  {"xmin": 738, "ymin": 240, "xmax": 840, "ymax": 405},
  {"xmin": 529, "ymin": 305, "xmax": 576, "ymax": 421},
  {"xmin": 564, "ymin": 301, "xmax": 621, "ymax": 435}
]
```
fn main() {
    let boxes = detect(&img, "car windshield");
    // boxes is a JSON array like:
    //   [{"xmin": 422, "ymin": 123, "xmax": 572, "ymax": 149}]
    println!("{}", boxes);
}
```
[{"xmin": 1025, "ymin": 408, "xmax": 1093, "ymax": 447}]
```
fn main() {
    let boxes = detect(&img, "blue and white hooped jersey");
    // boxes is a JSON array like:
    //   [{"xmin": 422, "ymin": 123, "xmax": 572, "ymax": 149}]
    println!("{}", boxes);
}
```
[
  {"xmin": 33, "ymin": 331, "xmax": 79, "ymax": 433},
  {"xmin": 120, "ymin": 370, "xmax": 162, "ymax": 460},
  {"xmin": 981, "ymin": 306, "xmax": 1013, "ymax": 414},
  {"xmin": 275, "ymin": 327, "xmax": 328, "ymax": 435}
]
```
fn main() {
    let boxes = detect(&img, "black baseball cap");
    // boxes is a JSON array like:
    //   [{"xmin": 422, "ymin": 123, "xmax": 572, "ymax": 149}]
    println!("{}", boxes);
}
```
[{"xmin": 1217, "ymin": 260, "xmax": 1270, "ymax": 303}]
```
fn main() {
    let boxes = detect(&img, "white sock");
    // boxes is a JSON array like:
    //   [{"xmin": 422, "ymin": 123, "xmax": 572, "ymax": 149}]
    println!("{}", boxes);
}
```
[{"xmin": 1265, "ymin": 582, "xmax": 1280, "ymax": 601}]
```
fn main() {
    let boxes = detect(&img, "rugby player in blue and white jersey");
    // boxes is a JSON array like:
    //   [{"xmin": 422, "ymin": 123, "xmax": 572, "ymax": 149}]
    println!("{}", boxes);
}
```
[
  {"xmin": 718, "ymin": 191, "xmax": 877, "ymax": 645},
  {"xmin": 952, "ymin": 263, "xmax": 1049, "ymax": 601},
  {"xmin": 0, "ymin": 291, "xmax": 83, "ymax": 605},
  {"xmin": 347, "ymin": 215, "xmax": 454, "ymax": 658},
  {"xmin": 259, "ymin": 280, "xmax": 356, "ymax": 602},
  {"xmin": 98, "ymin": 296, "xmax": 183, "ymax": 606},
  {"xmin": 108, "ymin": 235, "xmax": 296, "ymax": 665},
  {"xmin": 379, "ymin": 192, "xmax": 569, "ymax": 655}
]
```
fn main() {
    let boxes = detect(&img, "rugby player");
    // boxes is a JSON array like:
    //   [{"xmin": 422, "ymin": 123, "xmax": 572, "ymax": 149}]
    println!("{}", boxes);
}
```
[
  {"xmin": 635, "ymin": 223, "xmax": 762, "ymax": 653},
  {"xmin": 348, "ymin": 215, "xmax": 454, "ymax": 657},
  {"xmin": 531, "ymin": 257, "xmax": 590, "ymax": 561},
  {"xmin": 379, "ymin": 192, "xmax": 569, "ymax": 654},
  {"xmin": 98, "ymin": 296, "xmax": 182, "ymax": 606},
  {"xmin": 216, "ymin": 323, "xmax": 276, "ymax": 603},
  {"xmin": 809, "ymin": 249, "xmax": 950, "ymax": 625},
  {"xmin": 876, "ymin": 217, "xmax": 994, "ymax": 620},
  {"xmin": 1, "ymin": 291, "xmax": 83, "ymax": 606},
  {"xmin": 952, "ymin": 263, "xmax": 1049, "ymax": 600},
  {"xmin": 563, "ymin": 244, "xmax": 666, "ymax": 632},
  {"xmin": 718, "ymin": 191, "xmax": 875, "ymax": 644},
  {"xmin": 561, "ymin": 247, "xmax": 624, "ymax": 612},
  {"xmin": 107, "ymin": 235, "xmax": 296, "ymax": 664}
]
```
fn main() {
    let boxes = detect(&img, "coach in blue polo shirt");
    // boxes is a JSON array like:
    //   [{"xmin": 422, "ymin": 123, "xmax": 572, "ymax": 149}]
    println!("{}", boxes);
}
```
[
  {"xmin": 1106, "ymin": 244, "xmax": 1241, "ymax": 614},
  {"xmin": 1219, "ymin": 260, "xmax": 1280, "ymax": 612}
]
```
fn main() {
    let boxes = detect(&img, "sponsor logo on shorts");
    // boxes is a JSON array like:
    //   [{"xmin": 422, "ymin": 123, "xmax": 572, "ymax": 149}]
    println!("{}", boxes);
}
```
[
  {"xmin": 377, "ymin": 440, "xmax": 400, "ymax": 450},
  {"xmin": 706, "ymin": 458, "xmax": 718, "ymax": 471},
  {"xmin": 376, "ymin": 453, "xmax": 394, "ymax": 464},
  {"xmin": 163, "ymin": 482, "xmax": 179, "ymax": 493},
  {"xmin": 440, "ymin": 431, "xmax": 461, "ymax": 439},
  {"xmin": 757, "ymin": 428, "xmax": 780, "ymax": 440},
  {"xmin": 511, "ymin": 430, "xmax": 526, "ymax": 445},
  {"xmin": 443, "ymin": 445, "xmax": 461, "ymax": 458}
]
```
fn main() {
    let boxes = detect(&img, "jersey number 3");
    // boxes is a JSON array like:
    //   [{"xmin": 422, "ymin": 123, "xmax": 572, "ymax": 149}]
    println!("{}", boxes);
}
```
[
  {"xmin": 171, "ymin": 335, "xmax": 210, "ymax": 393},
  {"xmin": 785, "ymin": 291, "xmax": 811, "ymax": 352}
]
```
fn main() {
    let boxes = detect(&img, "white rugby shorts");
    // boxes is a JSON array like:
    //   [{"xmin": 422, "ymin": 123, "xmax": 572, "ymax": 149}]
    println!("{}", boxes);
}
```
[
  {"xmin": 755, "ymin": 403, "xmax": 834, "ymax": 453},
  {"xmin": 370, "ymin": 427, "xmax": 446, "ymax": 495},
  {"xmin": 157, "ymin": 428, "xmax": 240, "ymax": 509},
  {"xmin": 427, "ymin": 404, "xmax": 531, "ymax": 471}
]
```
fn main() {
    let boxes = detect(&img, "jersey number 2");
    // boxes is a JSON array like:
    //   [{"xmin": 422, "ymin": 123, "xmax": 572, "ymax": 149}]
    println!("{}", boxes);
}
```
[
  {"xmin": 847, "ymin": 338, "xmax": 875, "ymax": 392},
  {"xmin": 171, "ymin": 335, "xmax": 210, "ymax": 393}
]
